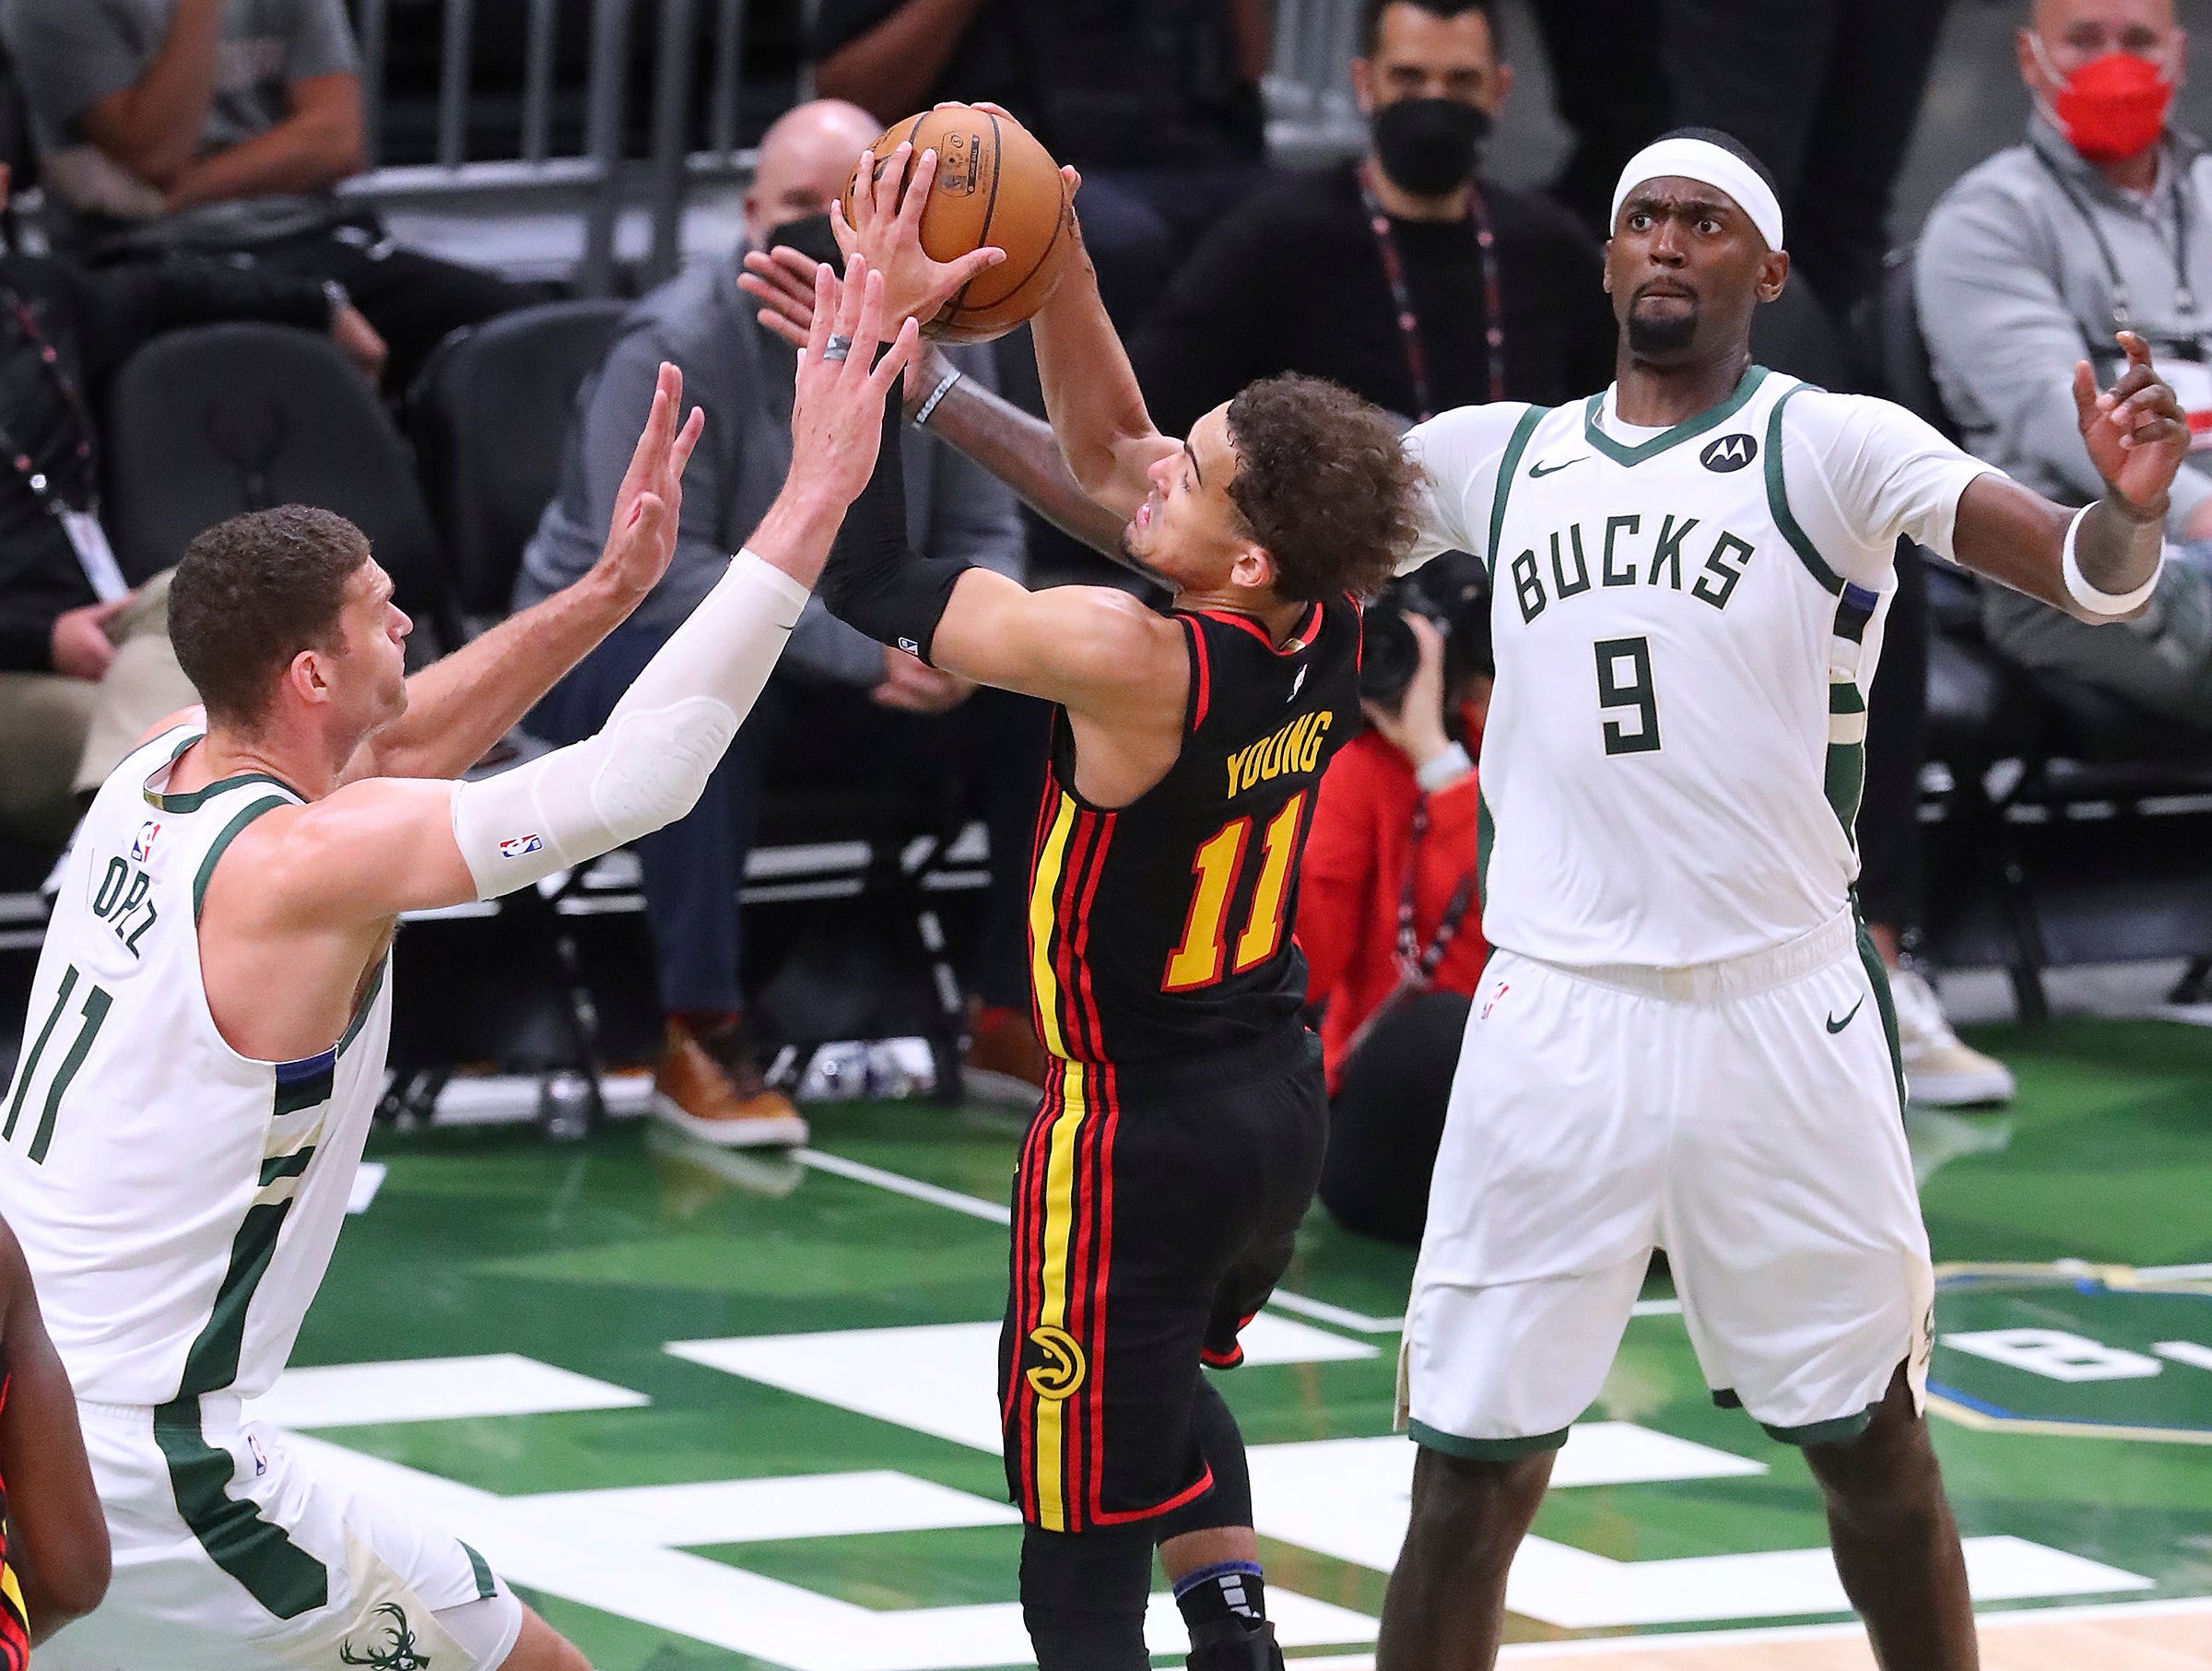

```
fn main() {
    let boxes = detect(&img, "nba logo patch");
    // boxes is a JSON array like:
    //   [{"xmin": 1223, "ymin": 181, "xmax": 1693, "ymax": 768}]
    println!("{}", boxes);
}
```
[
  {"xmin": 498, "ymin": 833, "xmax": 545, "ymax": 860},
  {"xmin": 131, "ymin": 821, "xmax": 159, "ymax": 862}
]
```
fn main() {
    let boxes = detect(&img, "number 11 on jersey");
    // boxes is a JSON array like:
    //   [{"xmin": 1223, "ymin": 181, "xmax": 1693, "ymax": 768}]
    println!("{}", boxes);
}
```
[{"xmin": 1163, "ymin": 793, "xmax": 1307, "ymax": 991}]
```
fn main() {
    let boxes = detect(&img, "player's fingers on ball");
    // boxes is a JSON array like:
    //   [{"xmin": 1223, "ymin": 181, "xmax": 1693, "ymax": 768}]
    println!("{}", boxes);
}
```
[
  {"xmin": 899, "ymin": 149, "xmax": 937, "ymax": 235},
  {"xmin": 874, "ymin": 142, "xmax": 910, "ymax": 222},
  {"xmin": 829, "ymin": 199, "xmax": 858, "ymax": 257}
]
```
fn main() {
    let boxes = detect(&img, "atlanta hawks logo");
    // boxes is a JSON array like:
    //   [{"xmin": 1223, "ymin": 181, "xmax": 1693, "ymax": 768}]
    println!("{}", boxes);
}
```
[{"xmin": 1025, "ymin": 1324, "xmax": 1088, "ymax": 1401}]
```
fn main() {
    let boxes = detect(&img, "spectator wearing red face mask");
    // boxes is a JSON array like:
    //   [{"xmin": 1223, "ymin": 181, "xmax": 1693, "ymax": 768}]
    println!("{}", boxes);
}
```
[{"xmin": 1921, "ymin": 0, "xmax": 2212, "ymax": 735}]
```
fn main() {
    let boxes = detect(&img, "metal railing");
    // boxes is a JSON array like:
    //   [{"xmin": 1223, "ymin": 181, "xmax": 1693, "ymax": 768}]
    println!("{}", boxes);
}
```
[
  {"xmin": 347, "ymin": 0, "xmax": 755, "ymax": 292},
  {"xmin": 335, "ymin": 0, "xmax": 1369, "ymax": 292},
  {"xmin": 1265, "ymin": 0, "xmax": 1368, "ymax": 160}
]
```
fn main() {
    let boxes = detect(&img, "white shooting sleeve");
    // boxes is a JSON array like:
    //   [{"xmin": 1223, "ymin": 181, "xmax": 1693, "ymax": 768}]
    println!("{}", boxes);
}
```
[{"xmin": 450, "ymin": 551, "xmax": 810, "ymax": 898}]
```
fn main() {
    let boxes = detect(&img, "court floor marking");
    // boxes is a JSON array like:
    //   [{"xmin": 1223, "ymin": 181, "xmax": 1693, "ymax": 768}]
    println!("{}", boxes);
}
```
[
  {"xmin": 245, "ymin": 1352, "xmax": 649, "ymax": 1427},
  {"xmin": 667, "ymin": 1323, "xmax": 2150, "ymax": 1630}
]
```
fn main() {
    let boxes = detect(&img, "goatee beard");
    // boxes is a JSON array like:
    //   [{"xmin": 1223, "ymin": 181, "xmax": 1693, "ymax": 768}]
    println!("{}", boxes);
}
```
[{"xmin": 1626, "ymin": 309, "xmax": 1698, "ymax": 358}]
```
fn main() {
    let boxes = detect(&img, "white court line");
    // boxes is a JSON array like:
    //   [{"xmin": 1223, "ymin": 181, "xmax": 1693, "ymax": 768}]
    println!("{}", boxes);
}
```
[
  {"xmin": 794, "ymin": 1147, "xmax": 1402, "ymax": 1336},
  {"xmin": 795, "ymin": 1148, "xmax": 1009, "ymax": 1225},
  {"xmin": 246, "ymin": 1353, "xmax": 648, "ymax": 1428},
  {"xmin": 2137, "ymin": 1261, "xmax": 2212, "ymax": 1281}
]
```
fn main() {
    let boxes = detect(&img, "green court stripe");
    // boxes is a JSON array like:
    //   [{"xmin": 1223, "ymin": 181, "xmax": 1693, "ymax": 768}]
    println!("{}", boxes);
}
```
[
  {"xmin": 461, "ymin": 1541, "xmax": 496, "ymax": 1601},
  {"xmin": 29, "ymin": 982, "xmax": 109, "ymax": 1165},
  {"xmin": 153, "ymin": 1394, "xmax": 329, "ymax": 1619},
  {"xmin": 194, "ymin": 795, "xmax": 291, "ymax": 923},
  {"xmin": 1484, "ymin": 405, "xmax": 1549, "ymax": 585},
  {"xmin": 1853, "ymin": 904, "xmax": 1907, "ymax": 1113},
  {"xmin": 1583, "ymin": 364, "xmax": 1769, "ymax": 466},
  {"xmin": 1409, "ymin": 1418, "xmax": 1571, "ymax": 1461},
  {"xmin": 1763, "ymin": 382, "xmax": 1843, "ymax": 595}
]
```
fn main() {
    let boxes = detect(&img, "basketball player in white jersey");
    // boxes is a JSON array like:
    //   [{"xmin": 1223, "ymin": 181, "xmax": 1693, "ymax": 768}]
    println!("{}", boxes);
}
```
[
  {"xmin": 1371, "ymin": 131, "xmax": 2186, "ymax": 1669},
  {"xmin": 0, "ymin": 264, "xmax": 923, "ymax": 1669}
]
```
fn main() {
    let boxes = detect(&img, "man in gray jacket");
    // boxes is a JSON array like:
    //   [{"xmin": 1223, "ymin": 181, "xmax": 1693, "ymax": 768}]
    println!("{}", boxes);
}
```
[
  {"xmin": 518, "ymin": 100, "xmax": 1033, "ymax": 1143},
  {"xmin": 1919, "ymin": 0, "xmax": 2212, "ymax": 730}
]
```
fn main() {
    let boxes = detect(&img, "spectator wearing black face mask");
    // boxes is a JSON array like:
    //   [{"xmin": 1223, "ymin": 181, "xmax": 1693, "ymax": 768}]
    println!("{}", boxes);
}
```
[{"xmin": 1128, "ymin": 0, "xmax": 1616, "ymax": 439}]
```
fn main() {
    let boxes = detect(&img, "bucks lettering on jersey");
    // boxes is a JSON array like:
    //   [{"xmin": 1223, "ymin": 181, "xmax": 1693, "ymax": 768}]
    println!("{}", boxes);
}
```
[
  {"xmin": 1029, "ymin": 597, "xmax": 1360, "ymax": 1064},
  {"xmin": 1474, "ymin": 367, "xmax": 1884, "ymax": 968},
  {"xmin": 0, "ymin": 725, "xmax": 392, "ymax": 1407}
]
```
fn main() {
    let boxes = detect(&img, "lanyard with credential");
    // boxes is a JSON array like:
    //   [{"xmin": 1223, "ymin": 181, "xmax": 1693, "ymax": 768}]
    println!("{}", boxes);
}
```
[
  {"xmin": 1357, "ymin": 159, "xmax": 1508, "ymax": 420},
  {"xmin": 1338, "ymin": 792, "xmax": 1480, "ymax": 1066},
  {"xmin": 2034, "ymin": 147, "xmax": 2199, "ymax": 336},
  {"xmin": 0, "ymin": 289, "xmax": 126, "ymax": 599}
]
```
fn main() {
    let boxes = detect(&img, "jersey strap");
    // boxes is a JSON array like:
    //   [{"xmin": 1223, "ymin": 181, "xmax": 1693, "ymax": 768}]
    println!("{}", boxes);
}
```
[{"xmin": 1759, "ymin": 379, "xmax": 1843, "ymax": 594}]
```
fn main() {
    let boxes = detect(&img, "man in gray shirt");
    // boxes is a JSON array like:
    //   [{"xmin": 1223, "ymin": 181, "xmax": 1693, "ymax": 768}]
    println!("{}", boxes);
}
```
[
  {"xmin": 521, "ymin": 100, "xmax": 1035, "ymax": 1145},
  {"xmin": 1919, "ymin": 0, "xmax": 2212, "ymax": 729},
  {"xmin": 1, "ymin": 0, "xmax": 537, "ymax": 392}
]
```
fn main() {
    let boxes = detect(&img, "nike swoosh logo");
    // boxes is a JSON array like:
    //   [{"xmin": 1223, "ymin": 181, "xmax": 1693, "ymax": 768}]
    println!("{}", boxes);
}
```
[
  {"xmin": 1528, "ymin": 457, "xmax": 1586, "ymax": 477},
  {"xmin": 1826, "ymin": 997, "xmax": 1865, "ymax": 1035}
]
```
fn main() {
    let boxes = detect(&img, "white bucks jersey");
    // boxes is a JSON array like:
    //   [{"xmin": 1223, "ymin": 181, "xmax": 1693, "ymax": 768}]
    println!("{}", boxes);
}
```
[
  {"xmin": 0, "ymin": 724, "xmax": 391, "ymax": 1407},
  {"xmin": 1406, "ymin": 366, "xmax": 1996, "ymax": 968}
]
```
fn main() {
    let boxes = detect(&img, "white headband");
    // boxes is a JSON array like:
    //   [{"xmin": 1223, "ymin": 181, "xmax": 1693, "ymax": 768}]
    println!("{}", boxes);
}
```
[{"xmin": 1610, "ymin": 137, "xmax": 1784, "ymax": 253}]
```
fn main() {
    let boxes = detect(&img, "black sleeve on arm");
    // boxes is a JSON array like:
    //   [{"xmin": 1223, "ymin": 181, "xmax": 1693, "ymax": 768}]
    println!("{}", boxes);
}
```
[
  {"xmin": 814, "ymin": 388, "xmax": 974, "ymax": 665},
  {"xmin": 68, "ymin": 259, "xmax": 331, "ymax": 387}
]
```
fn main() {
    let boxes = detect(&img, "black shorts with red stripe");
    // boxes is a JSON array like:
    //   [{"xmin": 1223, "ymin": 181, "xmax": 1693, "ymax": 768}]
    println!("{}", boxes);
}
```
[{"xmin": 999, "ymin": 1022, "xmax": 1327, "ymax": 1534}]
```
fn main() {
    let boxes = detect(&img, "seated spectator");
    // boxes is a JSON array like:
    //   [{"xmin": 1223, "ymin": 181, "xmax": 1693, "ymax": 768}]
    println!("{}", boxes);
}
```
[
  {"xmin": 519, "ymin": 100, "xmax": 1041, "ymax": 1147},
  {"xmin": 1920, "ymin": 0, "xmax": 2212, "ymax": 730},
  {"xmin": 1131, "ymin": 0, "xmax": 1616, "ymax": 439},
  {"xmin": 811, "ymin": 0, "xmax": 1271, "ymax": 324},
  {"xmin": 1299, "ymin": 559, "xmax": 1490, "ymax": 1246},
  {"xmin": 1, "ymin": 0, "xmax": 539, "ymax": 394},
  {"xmin": 0, "ymin": 162, "xmax": 383, "ymax": 851}
]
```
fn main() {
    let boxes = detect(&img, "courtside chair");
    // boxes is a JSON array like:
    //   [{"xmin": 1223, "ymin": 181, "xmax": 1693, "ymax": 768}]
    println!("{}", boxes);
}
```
[{"xmin": 409, "ymin": 300, "xmax": 630, "ymax": 630}]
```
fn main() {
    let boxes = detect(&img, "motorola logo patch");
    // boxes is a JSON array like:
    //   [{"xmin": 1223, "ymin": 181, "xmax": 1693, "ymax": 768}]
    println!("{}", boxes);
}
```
[{"xmin": 1700, "ymin": 433, "xmax": 1758, "ymax": 473}]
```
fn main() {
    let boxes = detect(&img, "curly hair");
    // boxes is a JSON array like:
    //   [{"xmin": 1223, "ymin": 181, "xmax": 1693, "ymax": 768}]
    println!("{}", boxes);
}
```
[
  {"xmin": 1224, "ymin": 374, "xmax": 1422, "ymax": 603},
  {"xmin": 171, "ymin": 505, "xmax": 371, "ymax": 728}
]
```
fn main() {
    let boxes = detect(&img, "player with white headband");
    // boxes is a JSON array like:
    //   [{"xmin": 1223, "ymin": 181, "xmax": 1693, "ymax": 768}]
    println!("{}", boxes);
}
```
[{"xmin": 1371, "ymin": 127, "xmax": 2188, "ymax": 1668}]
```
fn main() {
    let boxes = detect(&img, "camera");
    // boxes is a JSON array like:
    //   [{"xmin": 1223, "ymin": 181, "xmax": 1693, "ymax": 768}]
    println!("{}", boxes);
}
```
[{"xmin": 1359, "ymin": 551, "xmax": 1492, "ymax": 710}]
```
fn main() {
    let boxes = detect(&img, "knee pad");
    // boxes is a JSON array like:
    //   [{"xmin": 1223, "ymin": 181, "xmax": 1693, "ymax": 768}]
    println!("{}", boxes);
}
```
[{"xmin": 1020, "ymin": 1520, "xmax": 1154, "ymax": 1671}]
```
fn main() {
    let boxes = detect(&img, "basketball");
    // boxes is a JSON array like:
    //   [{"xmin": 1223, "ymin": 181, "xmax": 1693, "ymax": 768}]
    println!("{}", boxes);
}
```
[{"xmin": 842, "ymin": 104, "xmax": 1073, "ymax": 345}]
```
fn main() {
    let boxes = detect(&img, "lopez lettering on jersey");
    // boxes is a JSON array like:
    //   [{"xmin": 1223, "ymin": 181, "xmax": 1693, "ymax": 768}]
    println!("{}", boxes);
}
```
[
  {"xmin": 1403, "ymin": 365, "xmax": 1999, "ymax": 970},
  {"xmin": 1025, "ymin": 595, "xmax": 1361, "ymax": 1066}
]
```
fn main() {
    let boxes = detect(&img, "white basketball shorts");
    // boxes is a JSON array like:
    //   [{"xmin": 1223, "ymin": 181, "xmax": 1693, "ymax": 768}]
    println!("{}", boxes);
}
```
[
  {"xmin": 43, "ymin": 1396, "xmax": 523, "ymax": 1671},
  {"xmin": 1402, "ymin": 909, "xmax": 1935, "ymax": 1456}
]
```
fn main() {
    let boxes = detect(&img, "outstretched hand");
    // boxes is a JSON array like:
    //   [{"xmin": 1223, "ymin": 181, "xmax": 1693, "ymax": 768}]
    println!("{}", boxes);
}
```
[
  {"xmin": 832, "ymin": 140, "xmax": 1006, "ymax": 335},
  {"xmin": 2076, "ymin": 331, "xmax": 2192, "ymax": 517},
  {"xmin": 595, "ymin": 360, "xmax": 706, "ymax": 601},
  {"xmin": 787, "ymin": 253, "xmax": 921, "ymax": 509}
]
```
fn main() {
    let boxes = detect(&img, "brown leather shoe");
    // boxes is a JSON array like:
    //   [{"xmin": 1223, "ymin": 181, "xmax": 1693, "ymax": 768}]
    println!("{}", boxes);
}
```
[
  {"xmin": 653, "ymin": 1018, "xmax": 809, "ymax": 1148},
  {"xmin": 964, "ymin": 1001, "xmax": 1053, "ymax": 1105}
]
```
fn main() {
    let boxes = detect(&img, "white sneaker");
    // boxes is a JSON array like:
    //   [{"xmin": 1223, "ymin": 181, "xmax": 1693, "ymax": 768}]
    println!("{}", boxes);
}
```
[{"xmin": 1888, "ymin": 967, "xmax": 2016, "ymax": 1107}]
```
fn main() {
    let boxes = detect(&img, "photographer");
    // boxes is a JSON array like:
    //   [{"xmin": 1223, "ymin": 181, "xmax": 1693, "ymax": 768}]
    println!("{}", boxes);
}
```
[{"xmin": 1299, "ymin": 559, "xmax": 1491, "ymax": 1245}]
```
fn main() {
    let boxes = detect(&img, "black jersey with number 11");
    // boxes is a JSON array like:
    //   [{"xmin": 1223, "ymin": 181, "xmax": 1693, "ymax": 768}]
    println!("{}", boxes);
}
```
[{"xmin": 1026, "ymin": 595, "xmax": 1362, "ymax": 1065}]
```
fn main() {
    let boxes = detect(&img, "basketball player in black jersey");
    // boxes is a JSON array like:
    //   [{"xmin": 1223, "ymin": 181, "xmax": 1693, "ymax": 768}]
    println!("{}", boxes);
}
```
[{"xmin": 785, "ymin": 147, "xmax": 1420, "ymax": 1671}]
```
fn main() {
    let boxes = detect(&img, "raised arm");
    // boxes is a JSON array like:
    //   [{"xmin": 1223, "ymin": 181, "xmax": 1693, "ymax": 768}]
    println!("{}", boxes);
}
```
[
  {"xmin": 265, "ymin": 261, "xmax": 919, "ymax": 925},
  {"xmin": 1951, "ymin": 332, "xmax": 2182, "ymax": 623},
  {"xmin": 821, "ymin": 132, "xmax": 1176, "ymax": 517},
  {"xmin": 739, "ymin": 246, "xmax": 1147, "ymax": 570},
  {"xmin": 0, "ymin": 1220, "xmax": 109, "ymax": 1642}
]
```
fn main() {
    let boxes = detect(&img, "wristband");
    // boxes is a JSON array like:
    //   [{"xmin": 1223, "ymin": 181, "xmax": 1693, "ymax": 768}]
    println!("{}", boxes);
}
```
[
  {"xmin": 912, "ymin": 367, "xmax": 961, "ymax": 429},
  {"xmin": 1416, "ymin": 741, "xmax": 1473, "ymax": 792},
  {"xmin": 2061, "ymin": 503, "xmax": 2163, "ymax": 617}
]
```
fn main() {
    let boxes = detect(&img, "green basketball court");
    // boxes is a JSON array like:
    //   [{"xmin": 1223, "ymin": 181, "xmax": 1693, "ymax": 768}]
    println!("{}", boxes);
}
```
[{"xmin": 264, "ymin": 1015, "xmax": 2212, "ymax": 1667}]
